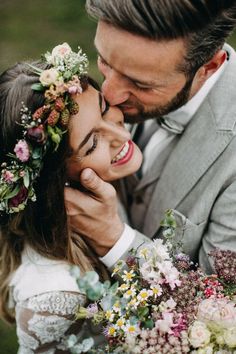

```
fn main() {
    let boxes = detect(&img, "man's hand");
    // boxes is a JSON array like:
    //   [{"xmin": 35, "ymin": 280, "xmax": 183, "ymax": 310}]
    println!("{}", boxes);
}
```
[{"xmin": 64, "ymin": 168, "xmax": 124, "ymax": 256}]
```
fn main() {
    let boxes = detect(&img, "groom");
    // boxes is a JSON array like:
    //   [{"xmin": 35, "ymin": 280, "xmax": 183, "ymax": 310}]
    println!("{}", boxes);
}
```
[{"xmin": 65, "ymin": 0, "xmax": 236, "ymax": 273}]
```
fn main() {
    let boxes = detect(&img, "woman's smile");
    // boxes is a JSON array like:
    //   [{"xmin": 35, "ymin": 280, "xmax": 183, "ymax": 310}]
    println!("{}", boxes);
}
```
[{"xmin": 111, "ymin": 140, "xmax": 134, "ymax": 165}]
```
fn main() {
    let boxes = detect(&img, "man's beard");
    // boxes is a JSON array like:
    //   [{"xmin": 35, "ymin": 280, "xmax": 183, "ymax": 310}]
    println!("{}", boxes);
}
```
[{"xmin": 122, "ymin": 76, "xmax": 194, "ymax": 124}]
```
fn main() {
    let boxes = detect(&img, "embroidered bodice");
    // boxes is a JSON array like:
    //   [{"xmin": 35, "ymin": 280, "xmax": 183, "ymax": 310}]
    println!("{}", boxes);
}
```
[{"xmin": 9, "ymin": 246, "xmax": 102, "ymax": 353}]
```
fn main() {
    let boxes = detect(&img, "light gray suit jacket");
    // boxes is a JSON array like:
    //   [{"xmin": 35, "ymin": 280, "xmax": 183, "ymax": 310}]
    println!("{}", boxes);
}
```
[{"xmin": 118, "ymin": 44, "xmax": 236, "ymax": 274}]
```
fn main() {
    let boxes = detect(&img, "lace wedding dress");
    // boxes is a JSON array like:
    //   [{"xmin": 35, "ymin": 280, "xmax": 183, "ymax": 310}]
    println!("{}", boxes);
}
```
[{"xmin": 9, "ymin": 246, "xmax": 102, "ymax": 353}]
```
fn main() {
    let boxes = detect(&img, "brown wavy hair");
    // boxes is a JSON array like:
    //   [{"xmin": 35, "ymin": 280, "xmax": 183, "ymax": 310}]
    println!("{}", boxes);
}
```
[{"xmin": 0, "ymin": 62, "xmax": 108, "ymax": 323}]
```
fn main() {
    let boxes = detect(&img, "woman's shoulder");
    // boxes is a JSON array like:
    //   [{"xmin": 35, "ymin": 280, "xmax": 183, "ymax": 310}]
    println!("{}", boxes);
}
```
[{"xmin": 9, "ymin": 246, "xmax": 81, "ymax": 302}]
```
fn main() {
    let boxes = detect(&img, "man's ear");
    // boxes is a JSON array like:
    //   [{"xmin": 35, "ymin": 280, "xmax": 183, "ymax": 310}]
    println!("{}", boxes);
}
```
[
  {"xmin": 196, "ymin": 49, "xmax": 227, "ymax": 83},
  {"xmin": 190, "ymin": 49, "xmax": 227, "ymax": 97}
]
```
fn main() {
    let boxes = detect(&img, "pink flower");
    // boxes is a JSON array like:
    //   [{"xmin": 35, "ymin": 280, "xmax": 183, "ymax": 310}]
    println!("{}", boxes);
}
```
[
  {"xmin": 68, "ymin": 85, "xmax": 80, "ymax": 94},
  {"xmin": 14, "ymin": 140, "xmax": 30, "ymax": 162},
  {"xmin": 2, "ymin": 170, "xmax": 14, "ymax": 183}
]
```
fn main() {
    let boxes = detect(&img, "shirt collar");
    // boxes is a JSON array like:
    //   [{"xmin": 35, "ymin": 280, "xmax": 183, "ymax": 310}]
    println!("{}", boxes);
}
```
[{"xmin": 163, "ymin": 49, "xmax": 229, "ymax": 128}]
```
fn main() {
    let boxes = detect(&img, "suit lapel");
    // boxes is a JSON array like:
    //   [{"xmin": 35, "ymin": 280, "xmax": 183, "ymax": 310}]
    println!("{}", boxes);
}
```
[
  {"xmin": 143, "ymin": 47, "xmax": 236, "ymax": 236},
  {"xmin": 144, "ymin": 98, "xmax": 234, "ymax": 236}
]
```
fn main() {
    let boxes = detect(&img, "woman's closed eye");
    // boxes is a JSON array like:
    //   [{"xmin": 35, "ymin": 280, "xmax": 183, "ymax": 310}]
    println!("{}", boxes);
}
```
[{"xmin": 85, "ymin": 133, "xmax": 98, "ymax": 156}]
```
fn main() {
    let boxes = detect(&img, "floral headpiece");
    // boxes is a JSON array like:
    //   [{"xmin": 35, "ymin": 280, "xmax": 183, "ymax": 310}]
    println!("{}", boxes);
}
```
[{"xmin": 0, "ymin": 43, "xmax": 88, "ymax": 215}]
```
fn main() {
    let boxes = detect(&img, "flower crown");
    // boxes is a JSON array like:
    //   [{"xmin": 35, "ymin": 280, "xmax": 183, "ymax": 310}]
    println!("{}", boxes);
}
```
[{"xmin": 0, "ymin": 43, "xmax": 89, "ymax": 215}]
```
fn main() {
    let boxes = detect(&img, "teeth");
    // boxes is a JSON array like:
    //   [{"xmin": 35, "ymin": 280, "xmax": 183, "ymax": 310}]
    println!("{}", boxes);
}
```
[{"xmin": 111, "ymin": 141, "xmax": 129, "ymax": 163}]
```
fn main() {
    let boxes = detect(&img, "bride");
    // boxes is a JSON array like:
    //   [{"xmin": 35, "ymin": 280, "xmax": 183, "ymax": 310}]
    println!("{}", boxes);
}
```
[{"xmin": 0, "ymin": 43, "xmax": 142, "ymax": 353}]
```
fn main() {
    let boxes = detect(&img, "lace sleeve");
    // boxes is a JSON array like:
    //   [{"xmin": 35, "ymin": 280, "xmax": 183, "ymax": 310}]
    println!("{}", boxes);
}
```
[{"xmin": 15, "ymin": 291, "xmax": 86, "ymax": 354}]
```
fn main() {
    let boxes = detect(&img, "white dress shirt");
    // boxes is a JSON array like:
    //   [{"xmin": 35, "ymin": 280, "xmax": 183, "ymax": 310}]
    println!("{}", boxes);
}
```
[{"xmin": 100, "ymin": 53, "xmax": 228, "ymax": 268}]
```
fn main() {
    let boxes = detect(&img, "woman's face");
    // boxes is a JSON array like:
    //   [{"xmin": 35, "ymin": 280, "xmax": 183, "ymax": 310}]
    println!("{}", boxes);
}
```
[{"xmin": 67, "ymin": 84, "xmax": 143, "ymax": 182}]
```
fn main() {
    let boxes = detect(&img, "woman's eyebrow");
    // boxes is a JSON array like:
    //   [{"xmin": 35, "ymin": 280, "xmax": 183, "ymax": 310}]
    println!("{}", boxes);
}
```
[
  {"xmin": 76, "ymin": 91, "xmax": 100, "ymax": 153},
  {"xmin": 77, "ymin": 128, "xmax": 96, "ymax": 152}
]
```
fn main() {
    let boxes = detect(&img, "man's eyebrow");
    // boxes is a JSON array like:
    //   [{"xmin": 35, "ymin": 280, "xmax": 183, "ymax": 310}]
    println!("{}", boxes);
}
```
[{"xmin": 95, "ymin": 48, "xmax": 160, "ymax": 87}]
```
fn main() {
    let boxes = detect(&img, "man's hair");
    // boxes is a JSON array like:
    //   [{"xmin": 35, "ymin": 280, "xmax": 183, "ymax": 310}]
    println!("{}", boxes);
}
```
[{"xmin": 86, "ymin": 0, "xmax": 236, "ymax": 76}]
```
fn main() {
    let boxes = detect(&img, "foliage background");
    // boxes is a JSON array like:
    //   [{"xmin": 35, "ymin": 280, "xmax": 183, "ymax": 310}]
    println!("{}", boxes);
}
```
[{"xmin": 0, "ymin": 0, "xmax": 236, "ymax": 352}]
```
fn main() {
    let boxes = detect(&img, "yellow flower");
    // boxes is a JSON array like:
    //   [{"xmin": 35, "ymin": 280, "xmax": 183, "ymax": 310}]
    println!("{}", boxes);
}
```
[
  {"xmin": 139, "ymin": 247, "xmax": 149, "ymax": 259},
  {"xmin": 137, "ymin": 289, "xmax": 153, "ymax": 302},
  {"xmin": 113, "ymin": 301, "xmax": 121, "ymax": 313},
  {"xmin": 124, "ymin": 323, "xmax": 139, "ymax": 335},
  {"xmin": 118, "ymin": 283, "xmax": 129, "ymax": 291},
  {"xmin": 108, "ymin": 326, "xmax": 116, "ymax": 337},
  {"xmin": 116, "ymin": 318, "xmax": 126, "ymax": 329},
  {"xmin": 122, "ymin": 270, "xmax": 135, "ymax": 282},
  {"xmin": 128, "ymin": 297, "xmax": 139, "ymax": 309},
  {"xmin": 124, "ymin": 288, "xmax": 136, "ymax": 298},
  {"xmin": 151, "ymin": 285, "xmax": 162, "ymax": 298},
  {"xmin": 105, "ymin": 310, "xmax": 115, "ymax": 322}
]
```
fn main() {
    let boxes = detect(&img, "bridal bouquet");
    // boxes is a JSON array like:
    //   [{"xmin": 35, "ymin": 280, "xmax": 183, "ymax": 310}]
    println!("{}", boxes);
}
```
[{"xmin": 68, "ymin": 210, "xmax": 236, "ymax": 354}]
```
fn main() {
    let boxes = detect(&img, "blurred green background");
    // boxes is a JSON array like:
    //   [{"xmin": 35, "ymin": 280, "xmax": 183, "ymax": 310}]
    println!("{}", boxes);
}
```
[{"xmin": 0, "ymin": 0, "xmax": 236, "ymax": 352}]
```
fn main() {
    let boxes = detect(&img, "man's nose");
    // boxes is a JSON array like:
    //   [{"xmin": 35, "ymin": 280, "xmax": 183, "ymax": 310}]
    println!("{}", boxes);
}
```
[{"xmin": 101, "ymin": 70, "xmax": 131, "ymax": 106}]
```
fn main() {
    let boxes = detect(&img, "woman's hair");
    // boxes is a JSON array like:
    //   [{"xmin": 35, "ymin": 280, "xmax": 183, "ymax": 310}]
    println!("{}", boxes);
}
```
[
  {"xmin": 86, "ymin": 0, "xmax": 236, "ymax": 77},
  {"xmin": 0, "ymin": 62, "xmax": 107, "ymax": 323}
]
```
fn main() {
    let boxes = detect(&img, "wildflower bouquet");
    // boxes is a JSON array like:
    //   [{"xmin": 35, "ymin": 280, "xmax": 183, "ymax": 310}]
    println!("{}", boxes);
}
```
[{"xmin": 69, "ymin": 210, "xmax": 236, "ymax": 354}]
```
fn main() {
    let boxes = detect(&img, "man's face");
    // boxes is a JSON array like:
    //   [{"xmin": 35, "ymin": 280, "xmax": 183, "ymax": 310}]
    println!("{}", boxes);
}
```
[{"xmin": 95, "ymin": 21, "xmax": 196, "ymax": 123}]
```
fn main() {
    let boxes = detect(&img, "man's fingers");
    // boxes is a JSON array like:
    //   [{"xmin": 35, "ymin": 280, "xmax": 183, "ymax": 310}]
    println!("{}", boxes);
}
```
[{"xmin": 80, "ymin": 168, "xmax": 116, "ymax": 200}]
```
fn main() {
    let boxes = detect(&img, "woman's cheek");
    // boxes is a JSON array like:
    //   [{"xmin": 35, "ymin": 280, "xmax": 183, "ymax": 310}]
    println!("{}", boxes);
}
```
[{"xmin": 87, "ymin": 152, "xmax": 112, "ymax": 180}]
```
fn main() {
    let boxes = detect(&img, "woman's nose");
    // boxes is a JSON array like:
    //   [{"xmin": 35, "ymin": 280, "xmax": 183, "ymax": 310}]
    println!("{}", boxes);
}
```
[
  {"xmin": 103, "ymin": 107, "xmax": 131, "ymax": 145},
  {"xmin": 101, "ymin": 70, "xmax": 131, "ymax": 106}
]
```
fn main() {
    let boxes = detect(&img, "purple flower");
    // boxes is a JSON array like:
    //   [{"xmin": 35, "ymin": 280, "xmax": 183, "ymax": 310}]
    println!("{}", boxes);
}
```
[
  {"xmin": 27, "ymin": 125, "xmax": 46, "ymax": 144},
  {"xmin": 14, "ymin": 140, "xmax": 30, "ymax": 162},
  {"xmin": 9, "ymin": 186, "xmax": 28, "ymax": 208},
  {"xmin": 86, "ymin": 303, "xmax": 98, "ymax": 318}
]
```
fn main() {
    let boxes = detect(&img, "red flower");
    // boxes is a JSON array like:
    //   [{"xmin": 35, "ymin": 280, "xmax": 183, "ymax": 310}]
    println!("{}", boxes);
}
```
[{"xmin": 9, "ymin": 186, "xmax": 28, "ymax": 208}]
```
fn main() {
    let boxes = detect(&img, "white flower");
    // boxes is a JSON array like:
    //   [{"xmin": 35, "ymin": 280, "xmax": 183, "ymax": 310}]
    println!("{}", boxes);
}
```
[
  {"xmin": 155, "ymin": 312, "xmax": 174, "ymax": 333},
  {"xmin": 188, "ymin": 321, "xmax": 211, "ymax": 348},
  {"xmin": 197, "ymin": 298, "xmax": 236, "ymax": 329},
  {"xmin": 195, "ymin": 345, "xmax": 214, "ymax": 354},
  {"xmin": 121, "ymin": 270, "xmax": 135, "ymax": 282},
  {"xmin": 223, "ymin": 327, "xmax": 236, "ymax": 348},
  {"xmin": 124, "ymin": 322, "xmax": 140, "ymax": 336},
  {"xmin": 138, "ymin": 247, "xmax": 150, "ymax": 259},
  {"xmin": 124, "ymin": 287, "xmax": 136, "ymax": 299},
  {"xmin": 51, "ymin": 42, "xmax": 72, "ymax": 63},
  {"xmin": 152, "ymin": 239, "xmax": 170, "ymax": 261},
  {"xmin": 115, "ymin": 317, "xmax": 126, "ymax": 329},
  {"xmin": 40, "ymin": 68, "xmax": 59, "ymax": 86},
  {"xmin": 157, "ymin": 260, "xmax": 181, "ymax": 289},
  {"xmin": 137, "ymin": 289, "xmax": 153, "ymax": 302}
]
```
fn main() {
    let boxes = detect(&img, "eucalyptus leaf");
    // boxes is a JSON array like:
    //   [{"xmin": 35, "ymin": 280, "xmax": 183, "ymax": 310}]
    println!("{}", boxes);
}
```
[
  {"xmin": 31, "ymin": 83, "xmax": 44, "ymax": 92},
  {"xmin": 82, "ymin": 338, "xmax": 94, "ymax": 352},
  {"xmin": 23, "ymin": 170, "xmax": 30, "ymax": 188},
  {"xmin": 87, "ymin": 282, "xmax": 104, "ymax": 301},
  {"xmin": 83, "ymin": 271, "xmax": 99, "ymax": 286}
]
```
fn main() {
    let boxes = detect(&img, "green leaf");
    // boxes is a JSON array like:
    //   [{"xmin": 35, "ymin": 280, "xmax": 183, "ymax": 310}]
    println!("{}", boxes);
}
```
[
  {"xmin": 31, "ymin": 83, "xmax": 44, "ymax": 92},
  {"xmin": 27, "ymin": 63, "xmax": 43, "ymax": 75},
  {"xmin": 137, "ymin": 306, "xmax": 149, "ymax": 320},
  {"xmin": 5, "ymin": 185, "xmax": 20, "ymax": 200},
  {"xmin": 23, "ymin": 170, "xmax": 30, "ymax": 188},
  {"xmin": 143, "ymin": 319, "xmax": 154, "ymax": 329}
]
